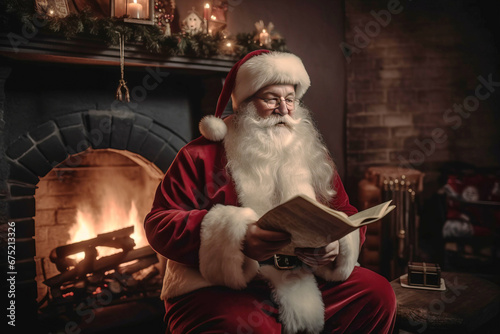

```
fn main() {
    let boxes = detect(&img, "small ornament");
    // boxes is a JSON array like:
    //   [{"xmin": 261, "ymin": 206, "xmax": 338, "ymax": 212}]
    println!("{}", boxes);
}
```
[
  {"xmin": 182, "ymin": 8, "xmax": 205, "ymax": 35},
  {"xmin": 155, "ymin": 0, "xmax": 176, "ymax": 36}
]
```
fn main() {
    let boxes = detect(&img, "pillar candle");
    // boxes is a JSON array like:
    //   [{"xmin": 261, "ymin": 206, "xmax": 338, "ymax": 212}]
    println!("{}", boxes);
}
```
[{"xmin": 128, "ymin": 0, "xmax": 143, "ymax": 19}]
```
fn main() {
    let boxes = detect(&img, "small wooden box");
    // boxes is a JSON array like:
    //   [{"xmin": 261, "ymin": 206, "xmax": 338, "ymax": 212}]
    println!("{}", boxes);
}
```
[{"xmin": 407, "ymin": 262, "xmax": 441, "ymax": 288}]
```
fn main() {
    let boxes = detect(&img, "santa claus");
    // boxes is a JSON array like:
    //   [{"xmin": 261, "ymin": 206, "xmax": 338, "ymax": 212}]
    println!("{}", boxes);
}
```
[{"xmin": 145, "ymin": 50, "xmax": 396, "ymax": 333}]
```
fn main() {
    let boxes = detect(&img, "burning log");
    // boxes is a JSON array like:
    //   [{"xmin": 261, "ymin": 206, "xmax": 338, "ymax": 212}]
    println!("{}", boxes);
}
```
[
  {"xmin": 41, "ymin": 226, "xmax": 162, "ymax": 317},
  {"xmin": 44, "ymin": 246, "xmax": 156, "ymax": 288},
  {"xmin": 49, "ymin": 226, "xmax": 136, "ymax": 273},
  {"xmin": 118, "ymin": 256, "xmax": 159, "ymax": 276}
]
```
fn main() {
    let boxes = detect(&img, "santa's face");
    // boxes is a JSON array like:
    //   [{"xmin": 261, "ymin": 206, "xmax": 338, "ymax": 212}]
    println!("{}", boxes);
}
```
[
  {"xmin": 237, "ymin": 85, "xmax": 301, "ymax": 149},
  {"xmin": 252, "ymin": 84, "xmax": 296, "ymax": 120}
]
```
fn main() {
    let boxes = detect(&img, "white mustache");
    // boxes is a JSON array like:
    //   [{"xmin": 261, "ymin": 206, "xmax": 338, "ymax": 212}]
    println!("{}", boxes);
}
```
[{"xmin": 249, "ymin": 114, "xmax": 302, "ymax": 128}]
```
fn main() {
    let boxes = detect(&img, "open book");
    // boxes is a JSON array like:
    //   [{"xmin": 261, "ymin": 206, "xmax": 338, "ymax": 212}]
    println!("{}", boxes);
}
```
[{"xmin": 256, "ymin": 195, "xmax": 396, "ymax": 255}]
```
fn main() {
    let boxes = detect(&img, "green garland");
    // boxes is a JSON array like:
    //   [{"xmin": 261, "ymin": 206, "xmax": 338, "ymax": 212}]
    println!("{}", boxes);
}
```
[{"xmin": 1, "ymin": 0, "xmax": 287, "ymax": 59}]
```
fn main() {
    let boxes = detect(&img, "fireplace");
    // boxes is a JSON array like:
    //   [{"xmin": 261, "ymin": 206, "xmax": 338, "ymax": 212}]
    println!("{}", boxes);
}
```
[
  {"xmin": 34, "ymin": 149, "xmax": 163, "ymax": 303},
  {"xmin": 0, "ymin": 36, "xmax": 233, "ymax": 331}
]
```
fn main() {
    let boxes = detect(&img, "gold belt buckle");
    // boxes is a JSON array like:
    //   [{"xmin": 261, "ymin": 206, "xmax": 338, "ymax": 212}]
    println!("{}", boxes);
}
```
[{"xmin": 273, "ymin": 254, "xmax": 298, "ymax": 270}]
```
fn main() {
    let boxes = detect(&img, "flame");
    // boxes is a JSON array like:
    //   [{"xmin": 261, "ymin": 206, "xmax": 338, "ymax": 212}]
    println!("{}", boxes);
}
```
[{"xmin": 68, "ymin": 198, "xmax": 147, "ymax": 262}]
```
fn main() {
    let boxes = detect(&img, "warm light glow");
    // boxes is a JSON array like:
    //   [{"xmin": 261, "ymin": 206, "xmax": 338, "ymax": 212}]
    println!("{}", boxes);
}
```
[
  {"xmin": 226, "ymin": 42, "xmax": 232, "ymax": 47},
  {"xmin": 211, "ymin": 15, "xmax": 216, "ymax": 20},
  {"xmin": 262, "ymin": 29, "xmax": 267, "ymax": 33},
  {"xmin": 68, "ymin": 198, "xmax": 146, "ymax": 263},
  {"xmin": 205, "ymin": 3, "xmax": 210, "ymax": 9}
]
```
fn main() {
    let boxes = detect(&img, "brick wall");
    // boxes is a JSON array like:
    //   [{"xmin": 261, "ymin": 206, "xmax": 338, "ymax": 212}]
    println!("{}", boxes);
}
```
[{"xmin": 343, "ymin": 0, "xmax": 500, "ymax": 198}]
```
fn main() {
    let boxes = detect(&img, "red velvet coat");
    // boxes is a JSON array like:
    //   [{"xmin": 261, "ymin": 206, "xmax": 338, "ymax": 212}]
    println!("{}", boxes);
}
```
[{"xmin": 144, "ymin": 136, "xmax": 366, "ymax": 300}]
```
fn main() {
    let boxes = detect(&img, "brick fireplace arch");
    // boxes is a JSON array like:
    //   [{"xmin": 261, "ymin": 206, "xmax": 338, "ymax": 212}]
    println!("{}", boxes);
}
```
[{"xmin": 3, "ymin": 109, "xmax": 186, "ymax": 319}]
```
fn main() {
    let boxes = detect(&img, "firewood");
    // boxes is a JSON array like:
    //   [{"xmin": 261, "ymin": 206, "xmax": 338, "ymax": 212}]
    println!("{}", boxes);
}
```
[
  {"xmin": 44, "ymin": 246, "xmax": 155, "ymax": 288},
  {"xmin": 49, "ymin": 226, "xmax": 136, "ymax": 272},
  {"xmin": 118, "ymin": 255, "xmax": 158, "ymax": 275}
]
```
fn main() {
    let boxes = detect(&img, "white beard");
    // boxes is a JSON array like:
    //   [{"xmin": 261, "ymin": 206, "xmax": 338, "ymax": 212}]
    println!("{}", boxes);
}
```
[{"xmin": 223, "ymin": 103, "xmax": 336, "ymax": 216}]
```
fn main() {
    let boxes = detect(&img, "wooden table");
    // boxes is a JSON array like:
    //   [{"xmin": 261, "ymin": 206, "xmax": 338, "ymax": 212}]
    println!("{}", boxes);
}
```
[{"xmin": 391, "ymin": 272, "xmax": 500, "ymax": 333}]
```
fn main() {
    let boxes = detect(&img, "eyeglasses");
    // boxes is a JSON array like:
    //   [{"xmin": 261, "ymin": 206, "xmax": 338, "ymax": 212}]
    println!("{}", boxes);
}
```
[{"xmin": 257, "ymin": 97, "xmax": 297, "ymax": 110}]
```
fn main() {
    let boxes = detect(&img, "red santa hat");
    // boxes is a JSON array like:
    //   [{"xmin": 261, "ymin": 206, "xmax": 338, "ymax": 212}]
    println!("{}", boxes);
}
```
[{"xmin": 199, "ymin": 50, "xmax": 311, "ymax": 141}]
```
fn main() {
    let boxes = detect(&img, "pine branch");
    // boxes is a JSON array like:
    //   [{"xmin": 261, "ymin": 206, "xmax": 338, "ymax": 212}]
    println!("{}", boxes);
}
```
[{"xmin": 2, "ymin": 2, "xmax": 288, "ymax": 59}]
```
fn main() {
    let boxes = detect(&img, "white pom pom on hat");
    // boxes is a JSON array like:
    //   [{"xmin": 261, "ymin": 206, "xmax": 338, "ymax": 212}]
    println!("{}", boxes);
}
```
[
  {"xmin": 199, "ymin": 114, "xmax": 228, "ymax": 142},
  {"xmin": 199, "ymin": 49, "xmax": 311, "ymax": 141}
]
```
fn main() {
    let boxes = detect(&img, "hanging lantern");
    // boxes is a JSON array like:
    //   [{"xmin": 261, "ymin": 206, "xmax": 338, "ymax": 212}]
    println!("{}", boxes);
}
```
[{"xmin": 111, "ymin": 0, "xmax": 155, "ymax": 25}]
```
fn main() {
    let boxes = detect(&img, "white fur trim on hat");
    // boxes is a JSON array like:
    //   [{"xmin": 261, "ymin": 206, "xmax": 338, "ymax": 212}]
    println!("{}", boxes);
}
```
[
  {"xmin": 232, "ymin": 52, "xmax": 311, "ymax": 110},
  {"xmin": 199, "ymin": 115, "xmax": 227, "ymax": 142},
  {"xmin": 199, "ymin": 204, "xmax": 260, "ymax": 289}
]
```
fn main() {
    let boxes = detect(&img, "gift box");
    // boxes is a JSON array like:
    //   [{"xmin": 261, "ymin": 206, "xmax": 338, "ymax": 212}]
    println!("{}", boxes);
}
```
[{"xmin": 407, "ymin": 262, "xmax": 441, "ymax": 288}]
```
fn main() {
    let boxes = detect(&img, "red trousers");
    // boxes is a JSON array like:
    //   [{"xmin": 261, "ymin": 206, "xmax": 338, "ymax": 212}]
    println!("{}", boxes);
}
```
[{"xmin": 164, "ymin": 267, "xmax": 397, "ymax": 334}]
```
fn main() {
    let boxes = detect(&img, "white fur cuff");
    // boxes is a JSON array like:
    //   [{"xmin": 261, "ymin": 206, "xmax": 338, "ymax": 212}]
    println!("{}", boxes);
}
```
[
  {"xmin": 199, "ymin": 205, "xmax": 260, "ymax": 289},
  {"xmin": 314, "ymin": 230, "xmax": 361, "ymax": 282}
]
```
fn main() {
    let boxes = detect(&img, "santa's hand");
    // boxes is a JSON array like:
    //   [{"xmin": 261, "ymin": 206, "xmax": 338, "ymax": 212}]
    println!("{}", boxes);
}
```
[
  {"xmin": 295, "ymin": 240, "xmax": 340, "ymax": 267},
  {"xmin": 243, "ymin": 223, "xmax": 291, "ymax": 261}
]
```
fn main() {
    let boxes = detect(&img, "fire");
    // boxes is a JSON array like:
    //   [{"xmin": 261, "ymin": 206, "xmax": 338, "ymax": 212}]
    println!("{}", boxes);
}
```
[{"xmin": 68, "ymin": 198, "xmax": 147, "ymax": 262}]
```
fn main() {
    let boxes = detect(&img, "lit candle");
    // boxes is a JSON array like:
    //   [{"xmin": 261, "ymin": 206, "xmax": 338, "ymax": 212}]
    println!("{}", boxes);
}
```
[
  {"xmin": 204, "ymin": 3, "xmax": 210, "ymax": 21},
  {"xmin": 128, "ymin": 0, "xmax": 143, "ymax": 19},
  {"xmin": 259, "ymin": 29, "xmax": 270, "ymax": 46},
  {"xmin": 138, "ymin": 0, "xmax": 149, "ymax": 18}
]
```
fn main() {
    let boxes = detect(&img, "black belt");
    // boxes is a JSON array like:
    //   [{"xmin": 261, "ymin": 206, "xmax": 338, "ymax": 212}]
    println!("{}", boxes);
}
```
[{"xmin": 259, "ymin": 254, "xmax": 302, "ymax": 270}]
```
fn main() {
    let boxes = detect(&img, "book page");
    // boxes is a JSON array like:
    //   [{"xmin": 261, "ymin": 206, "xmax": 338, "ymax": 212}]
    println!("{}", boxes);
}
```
[
  {"xmin": 347, "ymin": 201, "xmax": 395, "ymax": 225},
  {"xmin": 256, "ymin": 195, "xmax": 394, "ymax": 255}
]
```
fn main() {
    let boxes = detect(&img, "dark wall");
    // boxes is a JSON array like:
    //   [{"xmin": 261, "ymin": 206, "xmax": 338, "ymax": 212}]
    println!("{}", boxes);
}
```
[{"xmin": 3, "ymin": 62, "xmax": 195, "ymax": 144}]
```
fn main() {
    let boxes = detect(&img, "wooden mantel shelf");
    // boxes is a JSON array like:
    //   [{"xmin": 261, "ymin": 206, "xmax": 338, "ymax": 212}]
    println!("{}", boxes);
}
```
[{"xmin": 0, "ymin": 33, "xmax": 235, "ymax": 73}]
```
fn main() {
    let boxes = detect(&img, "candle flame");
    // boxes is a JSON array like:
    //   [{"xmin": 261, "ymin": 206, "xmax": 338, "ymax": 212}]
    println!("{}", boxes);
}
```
[
  {"xmin": 226, "ymin": 42, "xmax": 232, "ymax": 47},
  {"xmin": 205, "ymin": 3, "xmax": 210, "ymax": 9},
  {"xmin": 133, "ymin": 0, "xmax": 137, "ymax": 3},
  {"xmin": 262, "ymin": 29, "xmax": 267, "ymax": 33}
]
